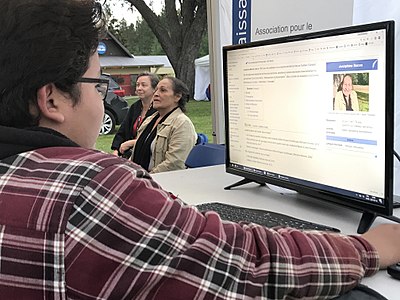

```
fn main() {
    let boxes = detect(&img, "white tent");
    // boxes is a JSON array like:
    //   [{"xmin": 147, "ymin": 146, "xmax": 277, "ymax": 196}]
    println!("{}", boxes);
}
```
[{"xmin": 194, "ymin": 55, "xmax": 210, "ymax": 101}]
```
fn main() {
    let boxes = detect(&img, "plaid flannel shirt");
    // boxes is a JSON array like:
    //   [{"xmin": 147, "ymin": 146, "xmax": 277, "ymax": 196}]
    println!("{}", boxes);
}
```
[{"xmin": 0, "ymin": 147, "xmax": 379, "ymax": 299}]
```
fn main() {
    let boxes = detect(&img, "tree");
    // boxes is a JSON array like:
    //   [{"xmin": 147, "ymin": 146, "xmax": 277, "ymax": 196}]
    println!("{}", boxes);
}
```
[
  {"xmin": 198, "ymin": 30, "xmax": 209, "ymax": 57},
  {"xmin": 122, "ymin": 17, "xmax": 165, "ymax": 55},
  {"xmin": 124, "ymin": 0, "xmax": 207, "ymax": 97},
  {"xmin": 103, "ymin": 3, "xmax": 127, "ymax": 44}
]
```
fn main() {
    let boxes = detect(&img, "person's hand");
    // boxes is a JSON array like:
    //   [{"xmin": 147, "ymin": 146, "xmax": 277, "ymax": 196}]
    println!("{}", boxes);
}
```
[
  {"xmin": 112, "ymin": 150, "xmax": 119, "ymax": 156},
  {"xmin": 361, "ymin": 224, "xmax": 400, "ymax": 268},
  {"xmin": 119, "ymin": 139, "xmax": 136, "ymax": 154}
]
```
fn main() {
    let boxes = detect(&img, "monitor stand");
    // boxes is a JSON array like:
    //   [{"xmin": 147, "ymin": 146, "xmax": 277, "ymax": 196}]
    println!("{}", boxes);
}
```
[
  {"xmin": 357, "ymin": 211, "xmax": 400, "ymax": 234},
  {"xmin": 224, "ymin": 178, "xmax": 265, "ymax": 190},
  {"xmin": 357, "ymin": 212, "xmax": 377, "ymax": 234}
]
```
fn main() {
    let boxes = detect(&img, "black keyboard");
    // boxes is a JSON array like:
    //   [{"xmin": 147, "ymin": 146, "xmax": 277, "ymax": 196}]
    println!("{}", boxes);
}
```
[{"xmin": 196, "ymin": 202, "xmax": 340, "ymax": 232}]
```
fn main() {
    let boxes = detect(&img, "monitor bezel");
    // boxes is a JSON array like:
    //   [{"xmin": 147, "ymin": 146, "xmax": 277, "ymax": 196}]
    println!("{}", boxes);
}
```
[{"xmin": 223, "ymin": 20, "xmax": 395, "ymax": 217}]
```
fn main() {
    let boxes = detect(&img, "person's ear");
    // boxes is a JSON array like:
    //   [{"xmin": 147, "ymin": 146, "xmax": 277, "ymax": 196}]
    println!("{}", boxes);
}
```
[
  {"xmin": 174, "ymin": 92, "xmax": 182, "ymax": 103},
  {"xmin": 36, "ymin": 83, "xmax": 65, "ymax": 123}
]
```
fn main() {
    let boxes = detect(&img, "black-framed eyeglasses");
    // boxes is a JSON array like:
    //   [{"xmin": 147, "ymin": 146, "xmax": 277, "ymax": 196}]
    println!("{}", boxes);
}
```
[{"xmin": 77, "ymin": 77, "xmax": 109, "ymax": 100}]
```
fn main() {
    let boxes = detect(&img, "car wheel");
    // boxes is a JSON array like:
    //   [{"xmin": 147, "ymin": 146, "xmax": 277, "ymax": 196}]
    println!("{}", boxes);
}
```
[{"xmin": 100, "ymin": 110, "xmax": 115, "ymax": 135}]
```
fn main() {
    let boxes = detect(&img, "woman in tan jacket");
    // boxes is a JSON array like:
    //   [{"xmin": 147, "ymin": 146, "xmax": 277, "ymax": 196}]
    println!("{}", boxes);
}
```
[
  {"xmin": 334, "ymin": 74, "xmax": 360, "ymax": 111},
  {"xmin": 129, "ymin": 77, "xmax": 197, "ymax": 173}
]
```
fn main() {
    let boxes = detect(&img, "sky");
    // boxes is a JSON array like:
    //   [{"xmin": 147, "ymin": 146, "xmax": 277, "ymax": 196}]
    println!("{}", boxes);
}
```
[{"xmin": 107, "ymin": 0, "xmax": 164, "ymax": 24}]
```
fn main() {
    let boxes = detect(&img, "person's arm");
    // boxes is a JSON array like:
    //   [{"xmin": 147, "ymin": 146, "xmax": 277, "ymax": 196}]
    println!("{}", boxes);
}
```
[
  {"xmin": 150, "ymin": 118, "xmax": 196, "ymax": 173},
  {"xmin": 361, "ymin": 224, "xmax": 400, "ymax": 268},
  {"xmin": 119, "ymin": 139, "xmax": 136, "ymax": 154},
  {"xmin": 65, "ymin": 158, "xmax": 386, "ymax": 299},
  {"xmin": 110, "ymin": 103, "xmax": 138, "ymax": 152},
  {"xmin": 334, "ymin": 91, "xmax": 344, "ymax": 110},
  {"xmin": 110, "ymin": 114, "xmax": 130, "ymax": 151}
]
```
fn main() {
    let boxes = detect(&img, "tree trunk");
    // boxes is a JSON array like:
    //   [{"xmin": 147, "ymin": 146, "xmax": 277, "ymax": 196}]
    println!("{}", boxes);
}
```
[{"xmin": 125, "ymin": 0, "xmax": 207, "ymax": 98}]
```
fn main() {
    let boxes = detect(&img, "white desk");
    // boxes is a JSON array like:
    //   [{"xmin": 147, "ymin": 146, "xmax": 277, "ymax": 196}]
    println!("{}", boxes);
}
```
[{"xmin": 152, "ymin": 165, "xmax": 400, "ymax": 300}]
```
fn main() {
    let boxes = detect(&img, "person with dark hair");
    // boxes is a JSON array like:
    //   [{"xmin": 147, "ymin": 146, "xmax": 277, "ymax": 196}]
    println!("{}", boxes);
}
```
[
  {"xmin": 111, "ymin": 72, "xmax": 158, "ymax": 157},
  {"xmin": 131, "ymin": 76, "xmax": 197, "ymax": 173},
  {"xmin": 334, "ymin": 74, "xmax": 360, "ymax": 111},
  {"xmin": 2, "ymin": 1, "xmax": 400, "ymax": 299}
]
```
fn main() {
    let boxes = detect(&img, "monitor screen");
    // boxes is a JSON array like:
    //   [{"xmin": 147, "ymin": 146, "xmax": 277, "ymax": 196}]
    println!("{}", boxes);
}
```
[{"xmin": 223, "ymin": 21, "xmax": 395, "ymax": 233}]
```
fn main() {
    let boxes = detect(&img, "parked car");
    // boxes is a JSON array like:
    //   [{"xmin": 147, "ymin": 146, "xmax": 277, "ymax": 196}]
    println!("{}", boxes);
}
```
[
  {"xmin": 106, "ymin": 74, "xmax": 126, "ymax": 97},
  {"xmin": 100, "ymin": 74, "xmax": 129, "ymax": 135}
]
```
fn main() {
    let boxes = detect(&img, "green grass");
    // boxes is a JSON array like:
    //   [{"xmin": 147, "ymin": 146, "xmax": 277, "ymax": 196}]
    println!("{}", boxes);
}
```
[
  {"xmin": 357, "ymin": 91, "xmax": 369, "ymax": 112},
  {"xmin": 95, "ymin": 98, "xmax": 212, "ymax": 153},
  {"xmin": 186, "ymin": 100, "xmax": 213, "ymax": 139}
]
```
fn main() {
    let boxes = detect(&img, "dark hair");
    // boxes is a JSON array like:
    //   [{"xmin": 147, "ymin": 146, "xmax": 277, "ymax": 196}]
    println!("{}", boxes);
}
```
[
  {"xmin": 136, "ymin": 72, "xmax": 159, "ymax": 90},
  {"xmin": 0, "ymin": 0, "xmax": 106, "ymax": 128},
  {"xmin": 163, "ymin": 76, "xmax": 190, "ymax": 113},
  {"xmin": 338, "ymin": 74, "xmax": 353, "ymax": 91},
  {"xmin": 343, "ymin": 74, "xmax": 353, "ymax": 83}
]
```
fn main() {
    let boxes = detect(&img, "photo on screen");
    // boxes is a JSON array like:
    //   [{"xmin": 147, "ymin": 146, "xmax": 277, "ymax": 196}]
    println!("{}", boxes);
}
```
[{"xmin": 332, "ymin": 73, "xmax": 369, "ymax": 112}]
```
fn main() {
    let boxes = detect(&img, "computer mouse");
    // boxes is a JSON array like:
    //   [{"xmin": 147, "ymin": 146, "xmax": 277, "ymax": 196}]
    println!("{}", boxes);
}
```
[{"xmin": 387, "ymin": 263, "xmax": 400, "ymax": 280}]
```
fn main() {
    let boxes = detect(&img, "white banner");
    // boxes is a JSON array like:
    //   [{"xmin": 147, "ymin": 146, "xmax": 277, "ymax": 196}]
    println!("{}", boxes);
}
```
[{"xmin": 251, "ymin": 0, "xmax": 353, "ymax": 41}]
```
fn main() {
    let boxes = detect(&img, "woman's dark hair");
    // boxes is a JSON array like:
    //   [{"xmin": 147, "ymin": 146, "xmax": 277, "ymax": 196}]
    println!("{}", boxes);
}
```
[
  {"xmin": 136, "ymin": 72, "xmax": 159, "ymax": 90},
  {"xmin": 0, "ymin": 0, "xmax": 106, "ymax": 128},
  {"xmin": 338, "ymin": 74, "xmax": 353, "ymax": 92},
  {"xmin": 163, "ymin": 76, "xmax": 190, "ymax": 113}
]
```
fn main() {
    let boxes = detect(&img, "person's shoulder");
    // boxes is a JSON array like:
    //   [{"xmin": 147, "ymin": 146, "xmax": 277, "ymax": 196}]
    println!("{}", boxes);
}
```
[
  {"xmin": 335, "ymin": 90, "xmax": 343, "ymax": 97},
  {"xmin": 170, "ymin": 108, "xmax": 188, "ymax": 120},
  {"xmin": 161, "ymin": 108, "xmax": 193, "ymax": 129},
  {"xmin": 164, "ymin": 109, "xmax": 190, "ymax": 124},
  {"xmin": 127, "ymin": 100, "xmax": 142, "ymax": 114},
  {"xmin": 5, "ymin": 147, "xmax": 152, "ymax": 200},
  {"xmin": 34, "ymin": 146, "xmax": 145, "ymax": 174},
  {"xmin": 172, "ymin": 111, "xmax": 196, "ymax": 132},
  {"xmin": 177, "ymin": 110, "xmax": 194, "ymax": 123},
  {"xmin": 132, "ymin": 100, "xmax": 142, "ymax": 109}
]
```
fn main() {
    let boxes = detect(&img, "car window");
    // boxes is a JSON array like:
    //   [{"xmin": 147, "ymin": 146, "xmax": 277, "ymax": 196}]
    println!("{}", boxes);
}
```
[
  {"xmin": 101, "ymin": 75, "xmax": 120, "ymax": 90},
  {"xmin": 108, "ymin": 78, "xmax": 120, "ymax": 89}
]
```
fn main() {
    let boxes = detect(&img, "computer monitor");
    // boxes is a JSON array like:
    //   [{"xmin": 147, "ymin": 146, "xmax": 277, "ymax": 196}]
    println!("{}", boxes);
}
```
[{"xmin": 222, "ymin": 21, "xmax": 396, "ymax": 233}]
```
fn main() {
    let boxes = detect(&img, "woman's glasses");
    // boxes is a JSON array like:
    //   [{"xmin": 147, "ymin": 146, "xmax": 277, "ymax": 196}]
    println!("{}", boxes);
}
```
[{"xmin": 77, "ymin": 77, "xmax": 109, "ymax": 100}]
